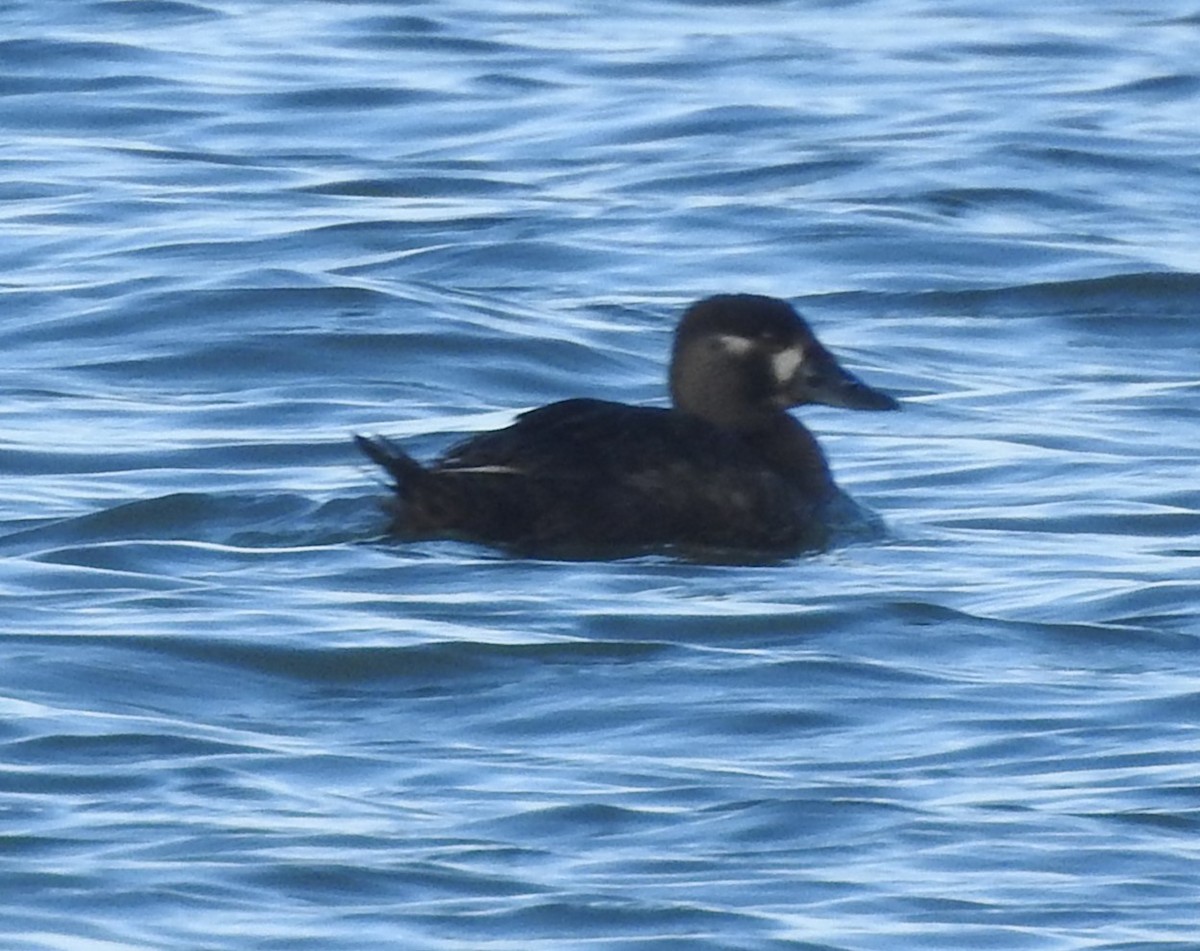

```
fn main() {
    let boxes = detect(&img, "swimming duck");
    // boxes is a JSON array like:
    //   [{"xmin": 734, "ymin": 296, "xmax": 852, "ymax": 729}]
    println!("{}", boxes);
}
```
[{"xmin": 357, "ymin": 293, "xmax": 898, "ymax": 556}]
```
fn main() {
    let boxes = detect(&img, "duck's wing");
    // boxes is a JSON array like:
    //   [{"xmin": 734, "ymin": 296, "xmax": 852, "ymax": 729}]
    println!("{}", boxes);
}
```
[
  {"xmin": 439, "ymin": 398, "xmax": 733, "ymax": 476},
  {"xmin": 430, "ymin": 399, "xmax": 806, "ymax": 552}
]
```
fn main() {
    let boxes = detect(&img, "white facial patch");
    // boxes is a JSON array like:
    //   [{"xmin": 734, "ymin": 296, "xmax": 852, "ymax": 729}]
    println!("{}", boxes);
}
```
[
  {"xmin": 715, "ymin": 334, "xmax": 756, "ymax": 356},
  {"xmin": 771, "ymin": 346, "xmax": 804, "ymax": 384}
]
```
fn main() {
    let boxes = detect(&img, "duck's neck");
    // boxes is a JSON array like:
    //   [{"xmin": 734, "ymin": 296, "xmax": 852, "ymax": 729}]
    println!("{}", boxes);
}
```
[{"xmin": 741, "ymin": 413, "xmax": 836, "ymax": 501}]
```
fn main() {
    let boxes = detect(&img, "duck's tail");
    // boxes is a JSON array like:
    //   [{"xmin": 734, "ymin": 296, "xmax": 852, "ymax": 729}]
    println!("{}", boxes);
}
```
[{"xmin": 354, "ymin": 434, "xmax": 425, "ymax": 487}]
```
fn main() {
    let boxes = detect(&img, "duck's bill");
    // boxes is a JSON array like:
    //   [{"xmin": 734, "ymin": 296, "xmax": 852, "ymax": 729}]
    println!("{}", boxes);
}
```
[
  {"xmin": 820, "ymin": 373, "xmax": 900, "ymax": 411},
  {"xmin": 791, "ymin": 345, "xmax": 901, "ymax": 411}
]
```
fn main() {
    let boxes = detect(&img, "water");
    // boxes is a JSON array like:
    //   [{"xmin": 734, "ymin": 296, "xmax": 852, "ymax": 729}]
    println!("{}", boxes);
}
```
[{"xmin": 3, "ymin": 1, "xmax": 1200, "ymax": 948}]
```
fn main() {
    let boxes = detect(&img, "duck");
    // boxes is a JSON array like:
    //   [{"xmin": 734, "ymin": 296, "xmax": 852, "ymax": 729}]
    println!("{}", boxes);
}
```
[{"xmin": 356, "ymin": 293, "xmax": 899, "ymax": 557}]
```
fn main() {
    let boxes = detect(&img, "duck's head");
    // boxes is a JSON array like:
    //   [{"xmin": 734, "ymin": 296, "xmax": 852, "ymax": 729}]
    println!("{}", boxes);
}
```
[{"xmin": 669, "ymin": 294, "xmax": 899, "ymax": 430}]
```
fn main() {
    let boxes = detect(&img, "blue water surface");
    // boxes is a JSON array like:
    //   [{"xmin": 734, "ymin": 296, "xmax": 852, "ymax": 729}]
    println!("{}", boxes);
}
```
[{"xmin": 3, "ymin": 1, "xmax": 1200, "ymax": 949}]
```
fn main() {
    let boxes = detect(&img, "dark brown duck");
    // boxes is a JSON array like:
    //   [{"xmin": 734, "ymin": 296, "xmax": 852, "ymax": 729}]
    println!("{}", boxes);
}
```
[{"xmin": 357, "ymin": 294, "xmax": 899, "ymax": 556}]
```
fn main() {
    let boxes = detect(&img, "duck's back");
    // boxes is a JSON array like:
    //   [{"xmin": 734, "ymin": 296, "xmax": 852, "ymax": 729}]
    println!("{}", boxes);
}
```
[{"xmin": 390, "ymin": 398, "xmax": 828, "ymax": 553}]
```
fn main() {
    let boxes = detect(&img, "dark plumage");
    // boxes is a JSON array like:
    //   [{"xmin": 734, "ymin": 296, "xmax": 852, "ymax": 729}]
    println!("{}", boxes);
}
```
[{"xmin": 357, "ymin": 294, "xmax": 899, "ymax": 556}]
